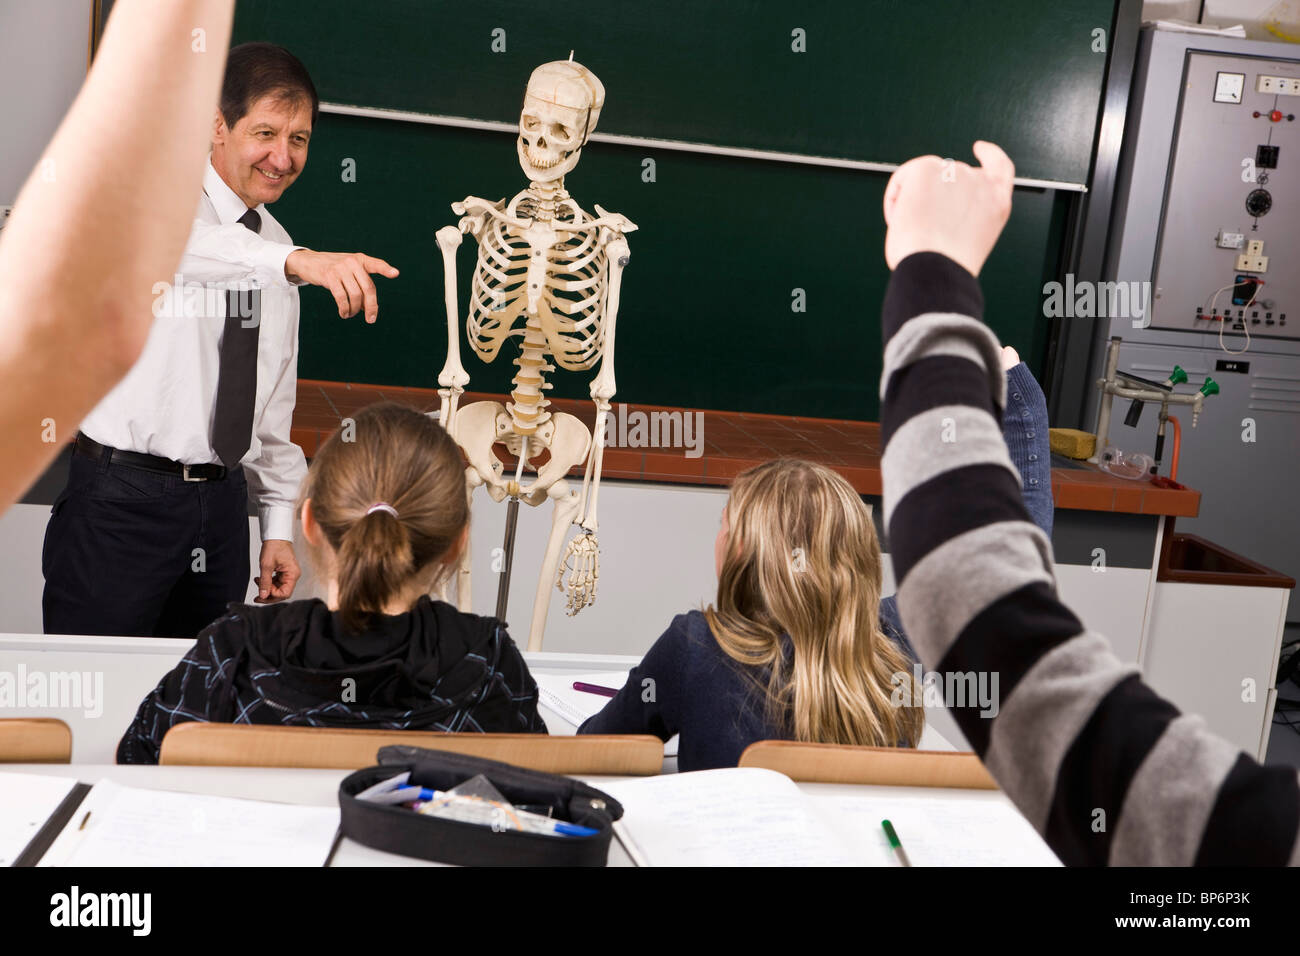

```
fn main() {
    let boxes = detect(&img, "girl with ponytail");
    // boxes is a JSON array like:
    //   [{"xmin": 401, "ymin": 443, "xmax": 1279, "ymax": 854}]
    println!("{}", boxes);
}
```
[{"xmin": 118, "ymin": 402, "xmax": 545, "ymax": 764}]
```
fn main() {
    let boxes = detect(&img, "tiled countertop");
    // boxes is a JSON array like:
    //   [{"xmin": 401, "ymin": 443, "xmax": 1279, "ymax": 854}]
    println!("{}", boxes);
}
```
[{"xmin": 291, "ymin": 379, "xmax": 1201, "ymax": 518}]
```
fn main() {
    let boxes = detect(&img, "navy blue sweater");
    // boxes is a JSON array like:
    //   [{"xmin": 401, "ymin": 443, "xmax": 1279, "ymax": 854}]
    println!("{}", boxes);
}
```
[
  {"xmin": 578, "ymin": 609, "xmax": 803, "ymax": 771},
  {"xmin": 580, "ymin": 362, "xmax": 1053, "ymax": 771}
]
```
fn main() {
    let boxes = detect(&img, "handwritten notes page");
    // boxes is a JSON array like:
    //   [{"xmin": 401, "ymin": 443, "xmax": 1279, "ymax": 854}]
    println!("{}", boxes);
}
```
[
  {"xmin": 599, "ymin": 768, "xmax": 859, "ymax": 866},
  {"xmin": 38, "ymin": 779, "xmax": 339, "ymax": 867},
  {"xmin": 600, "ymin": 769, "xmax": 1062, "ymax": 866},
  {"xmin": 807, "ymin": 789, "xmax": 1063, "ymax": 866}
]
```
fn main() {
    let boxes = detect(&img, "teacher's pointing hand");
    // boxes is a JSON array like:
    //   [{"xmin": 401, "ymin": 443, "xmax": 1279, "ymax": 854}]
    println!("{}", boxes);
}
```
[{"xmin": 286, "ymin": 249, "xmax": 400, "ymax": 323}]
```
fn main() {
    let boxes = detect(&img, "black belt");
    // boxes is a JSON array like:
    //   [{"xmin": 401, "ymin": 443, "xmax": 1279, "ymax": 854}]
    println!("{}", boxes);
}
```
[{"xmin": 75, "ymin": 433, "xmax": 229, "ymax": 482}]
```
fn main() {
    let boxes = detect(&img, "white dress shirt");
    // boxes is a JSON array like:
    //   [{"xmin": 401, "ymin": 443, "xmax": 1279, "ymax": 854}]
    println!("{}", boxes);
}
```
[{"xmin": 80, "ymin": 161, "xmax": 307, "ymax": 541}]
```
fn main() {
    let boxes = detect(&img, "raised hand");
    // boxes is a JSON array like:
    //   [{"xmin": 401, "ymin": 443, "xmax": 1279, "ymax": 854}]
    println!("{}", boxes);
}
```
[{"xmin": 882, "ymin": 140, "xmax": 1015, "ymax": 278}]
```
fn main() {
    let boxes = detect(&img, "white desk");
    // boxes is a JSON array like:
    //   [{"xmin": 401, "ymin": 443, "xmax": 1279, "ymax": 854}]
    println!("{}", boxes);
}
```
[
  {"xmin": 5, "ymin": 763, "xmax": 1029, "ymax": 867},
  {"xmin": 0, "ymin": 636, "xmax": 954, "ymax": 761},
  {"xmin": 3, "ymin": 763, "xmax": 554, "ymax": 866}
]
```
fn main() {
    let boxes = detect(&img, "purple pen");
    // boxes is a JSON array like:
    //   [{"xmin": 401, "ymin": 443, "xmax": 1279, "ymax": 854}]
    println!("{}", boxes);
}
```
[{"xmin": 572, "ymin": 681, "xmax": 619, "ymax": 698}]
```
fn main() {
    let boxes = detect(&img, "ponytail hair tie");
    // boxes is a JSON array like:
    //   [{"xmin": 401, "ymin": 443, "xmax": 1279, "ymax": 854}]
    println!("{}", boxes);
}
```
[{"xmin": 365, "ymin": 503, "xmax": 398, "ymax": 518}]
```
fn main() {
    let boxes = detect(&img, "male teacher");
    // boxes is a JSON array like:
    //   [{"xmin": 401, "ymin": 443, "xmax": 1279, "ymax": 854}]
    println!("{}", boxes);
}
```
[{"xmin": 42, "ymin": 42, "xmax": 398, "ymax": 638}]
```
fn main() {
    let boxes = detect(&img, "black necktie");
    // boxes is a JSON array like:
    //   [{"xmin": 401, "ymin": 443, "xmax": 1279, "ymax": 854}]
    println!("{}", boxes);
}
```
[{"xmin": 212, "ymin": 208, "xmax": 262, "ymax": 468}]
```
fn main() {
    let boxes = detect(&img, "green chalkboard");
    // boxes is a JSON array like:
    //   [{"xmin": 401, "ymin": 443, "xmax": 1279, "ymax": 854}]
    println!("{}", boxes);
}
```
[{"xmin": 230, "ymin": 0, "xmax": 1107, "ymax": 419}]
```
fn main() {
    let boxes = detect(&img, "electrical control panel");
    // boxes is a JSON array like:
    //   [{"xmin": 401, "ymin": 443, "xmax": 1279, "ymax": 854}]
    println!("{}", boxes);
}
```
[{"xmin": 1149, "ymin": 52, "xmax": 1299, "ymax": 339}]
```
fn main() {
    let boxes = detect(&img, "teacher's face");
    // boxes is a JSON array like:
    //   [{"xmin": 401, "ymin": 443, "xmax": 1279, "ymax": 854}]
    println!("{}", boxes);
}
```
[{"xmin": 211, "ymin": 93, "xmax": 312, "ymax": 208}]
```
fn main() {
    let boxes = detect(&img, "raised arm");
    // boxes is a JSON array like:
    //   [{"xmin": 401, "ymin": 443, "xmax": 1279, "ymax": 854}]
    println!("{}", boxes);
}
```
[
  {"xmin": 878, "ymin": 142, "xmax": 1300, "ymax": 866},
  {"xmin": 0, "ymin": 0, "xmax": 234, "ymax": 513}
]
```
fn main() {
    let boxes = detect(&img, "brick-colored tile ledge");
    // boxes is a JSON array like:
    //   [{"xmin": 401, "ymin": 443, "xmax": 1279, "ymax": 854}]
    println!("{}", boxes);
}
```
[{"xmin": 290, "ymin": 379, "xmax": 1200, "ymax": 518}]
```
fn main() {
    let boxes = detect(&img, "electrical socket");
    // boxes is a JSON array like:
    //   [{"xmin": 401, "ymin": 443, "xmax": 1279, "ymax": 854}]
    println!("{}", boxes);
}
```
[
  {"xmin": 1247, "ymin": 239, "xmax": 1265, "ymax": 256},
  {"xmin": 1257, "ymin": 74, "xmax": 1300, "ymax": 94},
  {"xmin": 1235, "ymin": 253, "xmax": 1269, "ymax": 273}
]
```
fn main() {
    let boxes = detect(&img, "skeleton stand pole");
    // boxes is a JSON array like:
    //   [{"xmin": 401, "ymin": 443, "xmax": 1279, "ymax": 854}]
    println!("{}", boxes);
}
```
[
  {"xmin": 493, "ymin": 438, "xmax": 530, "ymax": 623},
  {"xmin": 494, "ymin": 499, "xmax": 519, "ymax": 621}
]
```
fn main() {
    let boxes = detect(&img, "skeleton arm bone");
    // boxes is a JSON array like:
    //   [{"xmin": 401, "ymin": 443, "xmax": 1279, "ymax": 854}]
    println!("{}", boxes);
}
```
[
  {"xmin": 435, "ymin": 225, "xmax": 471, "ymax": 429},
  {"xmin": 575, "ymin": 235, "xmax": 630, "ymax": 536}
]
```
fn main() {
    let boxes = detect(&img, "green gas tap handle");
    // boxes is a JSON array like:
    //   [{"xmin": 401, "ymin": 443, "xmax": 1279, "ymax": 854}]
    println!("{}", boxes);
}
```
[
  {"xmin": 1166, "ymin": 365, "xmax": 1188, "ymax": 387},
  {"xmin": 1199, "ymin": 377, "xmax": 1220, "ymax": 397}
]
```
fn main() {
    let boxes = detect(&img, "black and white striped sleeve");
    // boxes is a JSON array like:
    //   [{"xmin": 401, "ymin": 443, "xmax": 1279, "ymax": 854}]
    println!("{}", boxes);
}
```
[{"xmin": 879, "ymin": 251, "xmax": 1300, "ymax": 866}]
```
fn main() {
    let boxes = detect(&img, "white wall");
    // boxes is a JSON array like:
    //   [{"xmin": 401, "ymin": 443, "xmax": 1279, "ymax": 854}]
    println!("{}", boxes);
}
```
[
  {"xmin": 0, "ymin": 0, "xmax": 90, "ymax": 206},
  {"xmin": 5, "ymin": 478, "xmax": 725, "ymax": 657},
  {"xmin": 10, "ymin": 478, "xmax": 1155, "ymax": 668}
]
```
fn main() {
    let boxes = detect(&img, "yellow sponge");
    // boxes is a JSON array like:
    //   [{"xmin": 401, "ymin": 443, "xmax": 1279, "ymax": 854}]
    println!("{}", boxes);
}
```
[{"xmin": 1050, "ymin": 428, "xmax": 1096, "ymax": 460}]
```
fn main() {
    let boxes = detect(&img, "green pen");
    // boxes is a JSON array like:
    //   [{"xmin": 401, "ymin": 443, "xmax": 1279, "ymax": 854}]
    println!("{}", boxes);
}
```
[{"xmin": 881, "ymin": 819, "xmax": 911, "ymax": 867}]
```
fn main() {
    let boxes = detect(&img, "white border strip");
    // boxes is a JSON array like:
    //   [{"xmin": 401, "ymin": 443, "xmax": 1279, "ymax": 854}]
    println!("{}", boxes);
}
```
[{"xmin": 319, "ymin": 101, "xmax": 1088, "ymax": 193}]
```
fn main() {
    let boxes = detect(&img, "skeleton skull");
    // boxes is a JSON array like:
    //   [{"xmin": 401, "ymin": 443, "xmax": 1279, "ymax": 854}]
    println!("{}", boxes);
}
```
[{"xmin": 517, "ymin": 59, "xmax": 604, "ymax": 183}]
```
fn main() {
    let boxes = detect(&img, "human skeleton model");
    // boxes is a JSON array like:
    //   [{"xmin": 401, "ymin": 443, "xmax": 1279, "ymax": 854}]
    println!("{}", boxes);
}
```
[{"xmin": 436, "ymin": 59, "xmax": 636, "ymax": 652}]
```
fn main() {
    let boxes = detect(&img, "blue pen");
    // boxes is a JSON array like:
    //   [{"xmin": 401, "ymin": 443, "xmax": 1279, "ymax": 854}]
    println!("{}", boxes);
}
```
[
  {"xmin": 364, "ymin": 785, "xmax": 435, "ymax": 805},
  {"xmin": 550, "ymin": 821, "xmax": 600, "ymax": 837}
]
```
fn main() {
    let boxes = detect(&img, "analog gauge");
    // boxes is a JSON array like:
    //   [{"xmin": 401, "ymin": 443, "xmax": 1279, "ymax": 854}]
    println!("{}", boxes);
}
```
[
  {"xmin": 1245, "ymin": 188, "xmax": 1272, "ymax": 218},
  {"xmin": 1214, "ymin": 71, "xmax": 1245, "ymax": 103}
]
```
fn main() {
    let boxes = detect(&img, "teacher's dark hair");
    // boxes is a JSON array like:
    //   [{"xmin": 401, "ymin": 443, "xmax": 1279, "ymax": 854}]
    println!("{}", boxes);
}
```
[{"xmin": 219, "ymin": 42, "xmax": 318, "ymax": 131}]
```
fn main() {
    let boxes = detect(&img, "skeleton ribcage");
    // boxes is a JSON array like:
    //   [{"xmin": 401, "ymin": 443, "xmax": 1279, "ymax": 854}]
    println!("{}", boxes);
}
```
[{"xmin": 466, "ymin": 213, "xmax": 607, "ymax": 371}]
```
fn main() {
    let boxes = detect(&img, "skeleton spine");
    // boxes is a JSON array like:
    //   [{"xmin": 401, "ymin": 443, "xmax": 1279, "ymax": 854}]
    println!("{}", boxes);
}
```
[{"xmin": 509, "ymin": 317, "xmax": 554, "ymax": 435}]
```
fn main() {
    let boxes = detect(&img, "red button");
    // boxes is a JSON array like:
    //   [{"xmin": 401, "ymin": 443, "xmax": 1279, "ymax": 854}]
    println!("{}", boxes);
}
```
[{"xmin": 1271, "ymin": 109, "xmax": 1284, "ymax": 122}]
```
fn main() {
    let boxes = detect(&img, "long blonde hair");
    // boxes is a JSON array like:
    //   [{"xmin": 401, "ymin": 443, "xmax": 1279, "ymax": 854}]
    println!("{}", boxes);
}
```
[
  {"xmin": 704, "ymin": 459, "xmax": 923, "ymax": 747},
  {"xmin": 299, "ymin": 402, "xmax": 468, "ymax": 632}
]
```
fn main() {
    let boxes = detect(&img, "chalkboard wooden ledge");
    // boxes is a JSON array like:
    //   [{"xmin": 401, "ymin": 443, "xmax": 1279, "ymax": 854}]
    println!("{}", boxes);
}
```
[{"xmin": 291, "ymin": 380, "xmax": 1199, "ymax": 519}]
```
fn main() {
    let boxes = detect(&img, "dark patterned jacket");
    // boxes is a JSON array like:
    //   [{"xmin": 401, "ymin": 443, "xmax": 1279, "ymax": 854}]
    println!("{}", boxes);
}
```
[{"xmin": 117, "ymin": 595, "xmax": 546, "ymax": 764}]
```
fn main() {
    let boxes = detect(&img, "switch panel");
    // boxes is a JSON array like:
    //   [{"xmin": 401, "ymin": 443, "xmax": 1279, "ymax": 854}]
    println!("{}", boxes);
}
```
[{"xmin": 1148, "ymin": 52, "xmax": 1297, "ymax": 339}]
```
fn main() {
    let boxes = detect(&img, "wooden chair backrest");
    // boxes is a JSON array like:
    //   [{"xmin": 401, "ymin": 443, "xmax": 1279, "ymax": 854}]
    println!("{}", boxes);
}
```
[
  {"xmin": 160, "ymin": 723, "xmax": 664, "ymax": 775},
  {"xmin": 0, "ymin": 718, "xmax": 72, "ymax": 763},
  {"xmin": 739, "ymin": 740, "xmax": 997, "ymax": 789}
]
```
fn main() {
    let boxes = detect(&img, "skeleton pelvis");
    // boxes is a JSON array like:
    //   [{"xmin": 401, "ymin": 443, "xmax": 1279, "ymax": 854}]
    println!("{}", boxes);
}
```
[{"xmin": 455, "ymin": 401, "xmax": 591, "ymax": 506}]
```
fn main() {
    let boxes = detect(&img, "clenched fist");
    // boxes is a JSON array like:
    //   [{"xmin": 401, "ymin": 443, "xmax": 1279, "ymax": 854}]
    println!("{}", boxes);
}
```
[{"xmin": 882, "ymin": 141, "xmax": 1015, "ymax": 278}]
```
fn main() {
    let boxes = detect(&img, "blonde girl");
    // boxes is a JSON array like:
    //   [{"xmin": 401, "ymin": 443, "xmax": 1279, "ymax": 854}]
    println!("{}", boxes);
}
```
[{"xmin": 579, "ymin": 458, "xmax": 922, "ymax": 770}]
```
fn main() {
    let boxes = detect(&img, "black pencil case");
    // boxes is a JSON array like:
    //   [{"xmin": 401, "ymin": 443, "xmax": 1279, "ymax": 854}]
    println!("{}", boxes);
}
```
[{"xmin": 338, "ymin": 744, "xmax": 624, "ymax": 866}]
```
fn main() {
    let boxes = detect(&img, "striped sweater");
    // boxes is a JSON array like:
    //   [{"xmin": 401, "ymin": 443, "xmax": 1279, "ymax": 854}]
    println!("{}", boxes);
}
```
[{"xmin": 880, "ymin": 252, "xmax": 1300, "ymax": 866}]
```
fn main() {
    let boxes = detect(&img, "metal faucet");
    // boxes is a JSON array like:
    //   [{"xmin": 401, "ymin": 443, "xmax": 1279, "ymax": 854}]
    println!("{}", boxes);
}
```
[{"xmin": 1091, "ymin": 336, "xmax": 1219, "ymax": 471}]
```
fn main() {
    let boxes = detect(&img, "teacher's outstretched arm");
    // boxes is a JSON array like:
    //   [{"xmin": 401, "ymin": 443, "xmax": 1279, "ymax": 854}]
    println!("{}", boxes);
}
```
[{"xmin": 0, "ymin": 0, "xmax": 234, "ymax": 514}]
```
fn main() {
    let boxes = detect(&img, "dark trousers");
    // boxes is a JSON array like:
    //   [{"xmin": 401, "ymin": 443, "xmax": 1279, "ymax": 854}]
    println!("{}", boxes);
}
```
[{"xmin": 42, "ymin": 447, "xmax": 251, "ymax": 638}]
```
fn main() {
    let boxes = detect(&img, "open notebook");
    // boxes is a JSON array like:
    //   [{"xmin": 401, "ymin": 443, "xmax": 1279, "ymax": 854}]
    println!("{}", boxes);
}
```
[
  {"xmin": 0, "ymin": 771, "xmax": 80, "ymax": 867},
  {"xmin": 36, "ymin": 779, "xmax": 340, "ymax": 867},
  {"xmin": 597, "ymin": 767, "xmax": 1061, "ymax": 867},
  {"xmin": 534, "ymin": 670, "xmax": 679, "ymax": 757}
]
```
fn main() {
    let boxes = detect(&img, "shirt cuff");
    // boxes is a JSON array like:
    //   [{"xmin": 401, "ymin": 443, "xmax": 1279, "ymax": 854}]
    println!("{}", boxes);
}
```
[
  {"xmin": 259, "ymin": 504, "xmax": 296, "ymax": 542},
  {"xmin": 257, "ymin": 241, "xmax": 306, "ymax": 287}
]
